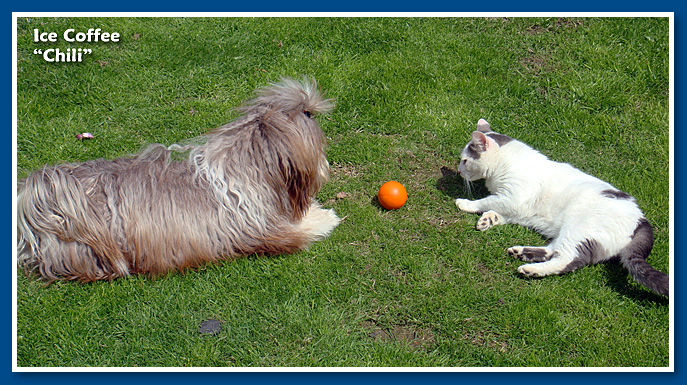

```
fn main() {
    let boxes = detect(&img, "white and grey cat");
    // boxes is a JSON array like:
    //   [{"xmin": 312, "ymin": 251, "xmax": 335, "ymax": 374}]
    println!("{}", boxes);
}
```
[{"xmin": 455, "ymin": 119, "xmax": 668, "ymax": 297}]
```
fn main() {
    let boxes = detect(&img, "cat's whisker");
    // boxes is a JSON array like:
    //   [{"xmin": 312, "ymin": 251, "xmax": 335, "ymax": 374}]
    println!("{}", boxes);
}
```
[{"xmin": 463, "ymin": 179, "xmax": 475, "ymax": 199}]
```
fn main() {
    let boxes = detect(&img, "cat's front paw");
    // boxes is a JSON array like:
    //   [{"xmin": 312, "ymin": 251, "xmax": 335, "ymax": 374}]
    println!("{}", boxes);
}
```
[
  {"xmin": 476, "ymin": 210, "xmax": 501, "ymax": 231},
  {"xmin": 455, "ymin": 198, "xmax": 479, "ymax": 213}
]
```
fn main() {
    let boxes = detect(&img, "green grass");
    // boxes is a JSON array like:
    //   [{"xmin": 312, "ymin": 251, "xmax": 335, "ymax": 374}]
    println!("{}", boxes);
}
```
[{"xmin": 15, "ymin": 17, "xmax": 670, "ymax": 367}]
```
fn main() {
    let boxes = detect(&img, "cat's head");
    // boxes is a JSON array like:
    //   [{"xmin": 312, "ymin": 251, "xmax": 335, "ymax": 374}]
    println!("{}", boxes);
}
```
[{"xmin": 457, "ymin": 119, "xmax": 513, "ymax": 181}]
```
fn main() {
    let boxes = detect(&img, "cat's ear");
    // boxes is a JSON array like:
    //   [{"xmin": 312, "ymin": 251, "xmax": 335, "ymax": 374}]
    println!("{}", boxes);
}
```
[
  {"xmin": 471, "ymin": 131, "xmax": 498, "ymax": 152},
  {"xmin": 476, "ymin": 119, "xmax": 492, "ymax": 133},
  {"xmin": 471, "ymin": 131, "xmax": 490, "ymax": 151}
]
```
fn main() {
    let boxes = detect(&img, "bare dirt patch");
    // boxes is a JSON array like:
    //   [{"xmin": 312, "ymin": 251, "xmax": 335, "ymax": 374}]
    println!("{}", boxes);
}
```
[
  {"xmin": 330, "ymin": 162, "xmax": 364, "ymax": 179},
  {"xmin": 363, "ymin": 320, "xmax": 435, "ymax": 349},
  {"xmin": 462, "ymin": 330, "xmax": 510, "ymax": 353}
]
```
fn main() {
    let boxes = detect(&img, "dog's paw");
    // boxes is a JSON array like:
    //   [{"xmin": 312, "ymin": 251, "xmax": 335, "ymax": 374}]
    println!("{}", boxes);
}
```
[
  {"xmin": 300, "ymin": 204, "xmax": 340, "ymax": 239},
  {"xmin": 455, "ymin": 198, "xmax": 479, "ymax": 213},
  {"xmin": 320, "ymin": 208, "xmax": 341, "ymax": 233},
  {"xmin": 476, "ymin": 211, "xmax": 500, "ymax": 231}
]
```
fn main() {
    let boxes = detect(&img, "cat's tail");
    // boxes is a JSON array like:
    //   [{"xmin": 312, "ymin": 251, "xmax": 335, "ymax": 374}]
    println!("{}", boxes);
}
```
[{"xmin": 620, "ymin": 218, "xmax": 669, "ymax": 297}]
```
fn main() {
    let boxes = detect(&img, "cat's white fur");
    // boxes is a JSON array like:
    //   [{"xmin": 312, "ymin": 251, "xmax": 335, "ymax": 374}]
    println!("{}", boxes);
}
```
[{"xmin": 455, "ymin": 119, "xmax": 668, "ymax": 296}]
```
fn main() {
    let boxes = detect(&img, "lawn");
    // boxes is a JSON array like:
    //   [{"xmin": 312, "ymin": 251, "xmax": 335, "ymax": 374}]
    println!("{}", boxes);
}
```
[{"xmin": 14, "ymin": 16, "xmax": 670, "ymax": 367}]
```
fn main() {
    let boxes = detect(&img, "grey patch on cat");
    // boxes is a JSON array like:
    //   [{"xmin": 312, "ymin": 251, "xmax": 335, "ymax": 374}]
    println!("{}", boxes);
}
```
[
  {"xmin": 521, "ymin": 247, "xmax": 554, "ymax": 262},
  {"xmin": 466, "ymin": 143, "xmax": 482, "ymax": 159},
  {"xmin": 477, "ymin": 119, "xmax": 494, "ymax": 134},
  {"xmin": 486, "ymin": 132, "xmax": 514, "ymax": 147},
  {"xmin": 508, "ymin": 247, "xmax": 557, "ymax": 262},
  {"xmin": 601, "ymin": 189, "xmax": 632, "ymax": 200},
  {"xmin": 620, "ymin": 218, "xmax": 668, "ymax": 296},
  {"xmin": 561, "ymin": 238, "xmax": 604, "ymax": 274},
  {"xmin": 630, "ymin": 218, "xmax": 654, "ymax": 251}
]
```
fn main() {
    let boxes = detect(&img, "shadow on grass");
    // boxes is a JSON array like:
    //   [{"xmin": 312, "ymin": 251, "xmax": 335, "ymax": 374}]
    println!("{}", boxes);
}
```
[
  {"xmin": 600, "ymin": 262, "xmax": 670, "ymax": 305},
  {"xmin": 508, "ymin": 263, "xmax": 669, "ymax": 305},
  {"xmin": 370, "ymin": 194, "xmax": 384, "ymax": 211},
  {"xmin": 436, "ymin": 166, "xmax": 489, "ymax": 200}
]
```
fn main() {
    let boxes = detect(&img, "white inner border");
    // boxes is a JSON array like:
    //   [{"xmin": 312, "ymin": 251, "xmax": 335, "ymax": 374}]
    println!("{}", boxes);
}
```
[{"xmin": 12, "ymin": 12, "xmax": 675, "ymax": 373}]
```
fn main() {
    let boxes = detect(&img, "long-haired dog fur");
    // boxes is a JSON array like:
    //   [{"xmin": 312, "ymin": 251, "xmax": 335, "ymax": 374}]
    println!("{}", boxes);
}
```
[{"xmin": 17, "ymin": 78, "xmax": 341, "ymax": 282}]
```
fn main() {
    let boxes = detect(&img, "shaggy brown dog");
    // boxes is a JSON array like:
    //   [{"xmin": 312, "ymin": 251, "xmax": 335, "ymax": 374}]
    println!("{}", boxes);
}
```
[{"xmin": 17, "ymin": 78, "xmax": 340, "ymax": 282}]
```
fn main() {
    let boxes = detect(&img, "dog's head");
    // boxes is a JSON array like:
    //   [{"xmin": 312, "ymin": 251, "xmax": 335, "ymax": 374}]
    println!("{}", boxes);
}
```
[{"xmin": 199, "ymin": 78, "xmax": 335, "ymax": 220}]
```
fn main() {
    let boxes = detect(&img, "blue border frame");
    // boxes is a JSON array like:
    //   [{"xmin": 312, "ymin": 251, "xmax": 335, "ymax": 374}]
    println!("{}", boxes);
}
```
[{"xmin": 5, "ymin": 2, "xmax": 682, "ymax": 383}]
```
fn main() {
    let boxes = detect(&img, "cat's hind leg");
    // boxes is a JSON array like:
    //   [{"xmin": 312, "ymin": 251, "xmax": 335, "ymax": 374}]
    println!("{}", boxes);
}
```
[
  {"xmin": 517, "ymin": 258, "xmax": 574, "ymax": 277},
  {"xmin": 508, "ymin": 246, "xmax": 557, "ymax": 262},
  {"xmin": 515, "ymin": 238, "xmax": 590, "ymax": 277}
]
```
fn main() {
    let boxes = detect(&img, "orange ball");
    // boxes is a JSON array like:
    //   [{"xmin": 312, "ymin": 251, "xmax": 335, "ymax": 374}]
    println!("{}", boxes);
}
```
[{"xmin": 378, "ymin": 181, "xmax": 407, "ymax": 210}]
